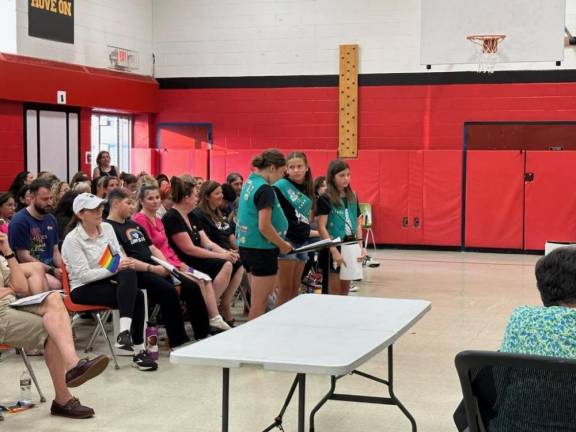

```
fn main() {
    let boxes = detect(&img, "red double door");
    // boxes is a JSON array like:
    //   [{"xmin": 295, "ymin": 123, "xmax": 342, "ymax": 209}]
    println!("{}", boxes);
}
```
[{"xmin": 465, "ymin": 150, "xmax": 576, "ymax": 250}]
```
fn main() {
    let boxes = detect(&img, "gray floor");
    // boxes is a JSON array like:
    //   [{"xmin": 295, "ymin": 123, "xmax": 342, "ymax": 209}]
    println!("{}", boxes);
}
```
[{"xmin": 0, "ymin": 249, "xmax": 542, "ymax": 432}]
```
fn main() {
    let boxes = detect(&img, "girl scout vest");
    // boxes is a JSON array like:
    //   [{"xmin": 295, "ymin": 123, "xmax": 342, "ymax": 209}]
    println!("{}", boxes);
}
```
[
  {"xmin": 274, "ymin": 178, "xmax": 312, "ymax": 225},
  {"xmin": 237, "ymin": 173, "xmax": 288, "ymax": 249},
  {"xmin": 327, "ymin": 196, "xmax": 358, "ymax": 240}
]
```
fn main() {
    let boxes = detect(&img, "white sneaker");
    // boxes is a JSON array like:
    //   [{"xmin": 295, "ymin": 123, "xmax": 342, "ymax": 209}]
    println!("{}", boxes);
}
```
[
  {"xmin": 349, "ymin": 284, "xmax": 359, "ymax": 293},
  {"xmin": 209, "ymin": 315, "xmax": 231, "ymax": 331},
  {"xmin": 364, "ymin": 256, "xmax": 380, "ymax": 268}
]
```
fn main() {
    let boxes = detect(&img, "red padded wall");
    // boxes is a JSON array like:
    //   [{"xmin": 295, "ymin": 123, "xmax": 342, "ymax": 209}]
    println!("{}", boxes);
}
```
[
  {"xmin": 0, "ymin": 100, "xmax": 24, "ymax": 190},
  {"xmin": 524, "ymin": 151, "xmax": 576, "ymax": 250},
  {"xmin": 422, "ymin": 151, "xmax": 462, "ymax": 246},
  {"xmin": 465, "ymin": 151, "xmax": 525, "ymax": 249}
]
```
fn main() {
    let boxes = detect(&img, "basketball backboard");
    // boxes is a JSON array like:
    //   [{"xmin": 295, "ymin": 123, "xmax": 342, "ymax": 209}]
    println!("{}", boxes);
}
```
[{"xmin": 421, "ymin": 0, "xmax": 566, "ymax": 67}]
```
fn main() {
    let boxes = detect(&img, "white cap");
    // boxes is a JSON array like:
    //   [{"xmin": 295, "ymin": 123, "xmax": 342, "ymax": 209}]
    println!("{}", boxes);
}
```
[{"xmin": 73, "ymin": 193, "xmax": 105, "ymax": 214}]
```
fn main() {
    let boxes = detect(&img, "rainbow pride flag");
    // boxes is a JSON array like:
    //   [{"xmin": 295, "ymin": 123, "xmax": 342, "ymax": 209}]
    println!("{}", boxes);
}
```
[{"xmin": 98, "ymin": 245, "xmax": 120, "ymax": 273}]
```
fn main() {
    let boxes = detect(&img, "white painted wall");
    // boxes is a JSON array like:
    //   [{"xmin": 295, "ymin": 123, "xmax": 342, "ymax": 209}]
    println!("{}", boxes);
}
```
[
  {"xmin": 153, "ymin": 0, "xmax": 576, "ymax": 77},
  {"xmin": 0, "ymin": 0, "xmax": 18, "ymax": 54},
  {"xmin": 15, "ymin": 0, "xmax": 154, "ymax": 75}
]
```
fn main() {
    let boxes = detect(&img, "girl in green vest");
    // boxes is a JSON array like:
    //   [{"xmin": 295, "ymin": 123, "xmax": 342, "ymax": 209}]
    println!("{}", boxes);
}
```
[
  {"xmin": 237, "ymin": 149, "xmax": 292, "ymax": 320},
  {"xmin": 317, "ymin": 159, "xmax": 366, "ymax": 295},
  {"xmin": 274, "ymin": 151, "xmax": 316, "ymax": 306}
]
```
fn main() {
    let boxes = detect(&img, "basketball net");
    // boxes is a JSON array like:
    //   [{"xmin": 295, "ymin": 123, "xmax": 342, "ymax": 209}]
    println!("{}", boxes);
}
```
[{"xmin": 466, "ymin": 35, "xmax": 506, "ymax": 74}]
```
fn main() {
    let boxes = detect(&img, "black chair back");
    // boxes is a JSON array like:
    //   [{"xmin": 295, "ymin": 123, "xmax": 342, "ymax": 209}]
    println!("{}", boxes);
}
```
[{"xmin": 455, "ymin": 350, "xmax": 576, "ymax": 432}]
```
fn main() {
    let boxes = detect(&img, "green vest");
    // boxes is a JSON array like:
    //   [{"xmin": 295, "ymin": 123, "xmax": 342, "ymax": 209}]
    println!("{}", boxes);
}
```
[
  {"xmin": 237, "ymin": 173, "xmax": 288, "ymax": 249},
  {"xmin": 327, "ymin": 196, "xmax": 358, "ymax": 240},
  {"xmin": 274, "ymin": 178, "xmax": 312, "ymax": 224}
]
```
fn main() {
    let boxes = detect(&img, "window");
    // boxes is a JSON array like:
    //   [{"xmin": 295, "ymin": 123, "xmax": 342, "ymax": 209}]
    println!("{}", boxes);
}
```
[{"xmin": 91, "ymin": 113, "xmax": 132, "ymax": 174}]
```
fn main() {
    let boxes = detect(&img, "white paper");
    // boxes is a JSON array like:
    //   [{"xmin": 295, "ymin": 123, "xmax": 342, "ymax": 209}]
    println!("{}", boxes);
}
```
[
  {"xmin": 10, "ymin": 290, "xmax": 63, "ymax": 308},
  {"xmin": 339, "ymin": 243, "xmax": 363, "ymax": 281},
  {"xmin": 292, "ymin": 237, "xmax": 341, "ymax": 253},
  {"xmin": 151, "ymin": 256, "xmax": 212, "ymax": 282}
]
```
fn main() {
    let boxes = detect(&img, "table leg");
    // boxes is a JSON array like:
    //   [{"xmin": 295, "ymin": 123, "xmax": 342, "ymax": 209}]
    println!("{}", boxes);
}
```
[
  {"xmin": 386, "ymin": 346, "xmax": 417, "ymax": 432},
  {"xmin": 298, "ymin": 373, "xmax": 306, "ymax": 432},
  {"xmin": 223, "ymin": 368, "xmax": 230, "ymax": 432},
  {"xmin": 321, "ymin": 250, "xmax": 330, "ymax": 294}
]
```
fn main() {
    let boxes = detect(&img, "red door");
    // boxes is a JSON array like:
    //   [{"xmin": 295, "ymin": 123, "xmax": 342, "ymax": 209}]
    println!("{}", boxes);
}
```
[
  {"xmin": 465, "ymin": 150, "xmax": 525, "ymax": 249},
  {"xmin": 524, "ymin": 151, "xmax": 576, "ymax": 250}
]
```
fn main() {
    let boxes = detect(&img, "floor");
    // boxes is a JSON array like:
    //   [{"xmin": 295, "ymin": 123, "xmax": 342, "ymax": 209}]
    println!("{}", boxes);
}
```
[{"xmin": 0, "ymin": 249, "xmax": 542, "ymax": 432}]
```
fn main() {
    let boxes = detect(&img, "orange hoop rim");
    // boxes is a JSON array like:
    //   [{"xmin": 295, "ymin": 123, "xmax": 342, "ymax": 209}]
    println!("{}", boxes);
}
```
[{"xmin": 466, "ymin": 34, "xmax": 506, "ymax": 54}]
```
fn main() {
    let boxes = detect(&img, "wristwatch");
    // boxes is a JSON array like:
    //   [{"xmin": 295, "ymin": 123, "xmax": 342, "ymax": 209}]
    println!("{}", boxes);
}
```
[{"xmin": 3, "ymin": 253, "xmax": 15, "ymax": 260}]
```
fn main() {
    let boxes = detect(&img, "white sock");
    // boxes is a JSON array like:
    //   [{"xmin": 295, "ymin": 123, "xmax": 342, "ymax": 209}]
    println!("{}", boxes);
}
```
[
  {"xmin": 209, "ymin": 314, "xmax": 222, "ymax": 322},
  {"xmin": 119, "ymin": 317, "xmax": 132, "ymax": 333},
  {"xmin": 133, "ymin": 344, "xmax": 145, "ymax": 354}
]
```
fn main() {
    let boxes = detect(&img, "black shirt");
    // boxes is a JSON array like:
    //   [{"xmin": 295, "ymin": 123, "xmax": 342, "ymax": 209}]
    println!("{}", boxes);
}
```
[
  {"xmin": 274, "ymin": 179, "xmax": 311, "ymax": 244},
  {"xmin": 107, "ymin": 218, "xmax": 154, "ymax": 264},
  {"xmin": 192, "ymin": 208, "xmax": 233, "ymax": 250},
  {"xmin": 162, "ymin": 208, "xmax": 202, "ymax": 263},
  {"xmin": 254, "ymin": 184, "xmax": 275, "ymax": 210}
]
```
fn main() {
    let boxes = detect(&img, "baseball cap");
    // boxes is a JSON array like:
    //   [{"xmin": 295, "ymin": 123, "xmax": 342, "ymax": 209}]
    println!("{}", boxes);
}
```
[{"xmin": 73, "ymin": 193, "xmax": 105, "ymax": 214}]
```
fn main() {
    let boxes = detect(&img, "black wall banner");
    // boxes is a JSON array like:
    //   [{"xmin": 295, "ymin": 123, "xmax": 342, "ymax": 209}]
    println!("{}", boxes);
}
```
[{"xmin": 28, "ymin": 0, "xmax": 74, "ymax": 44}]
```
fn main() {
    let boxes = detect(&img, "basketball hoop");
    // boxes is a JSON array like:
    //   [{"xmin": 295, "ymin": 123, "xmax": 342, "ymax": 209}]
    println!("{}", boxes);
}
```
[{"xmin": 466, "ymin": 34, "xmax": 506, "ymax": 74}]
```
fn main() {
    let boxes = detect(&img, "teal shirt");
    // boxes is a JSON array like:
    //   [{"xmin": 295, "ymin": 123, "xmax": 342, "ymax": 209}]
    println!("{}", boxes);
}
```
[{"xmin": 501, "ymin": 305, "xmax": 576, "ymax": 359}]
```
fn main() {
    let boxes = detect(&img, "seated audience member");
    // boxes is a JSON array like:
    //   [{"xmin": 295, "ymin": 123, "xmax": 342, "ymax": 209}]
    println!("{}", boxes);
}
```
[
  {"xmin": 103, "ymin": 176, "xmax": 120, "ymax": 197},
  {"xmin": 156, "ymin": 174, "xmax": 172, "ymax": 218},
  {"xmin": 52, "ymin": 181, "xmax": 70, "ymax": 208},
  {"xmin": 8, "ymin": 171, "xmax": 33, "ymax": 197},
  {"xmin": 61, "ymin": 193, "xmax": 157, "ymax": 371},
  {"xmin": 106, "ymin": 188, "xmax": 210, "ymax": 344},
  {"xmin": 501, "ymin": 247, "xmax": 576, "ymax": 357},
  {"xmin": 226, "ymin": 172, "xmax": 244, "ymax": 196},
  {"xmin": 54, "ymin": 191, "xmax": 79, "ymax": 242},
  {"xmin": 70, "ymin": 171, "xmax": 90, "ymax": 189},
  {"xmin": 92, "ymin": 150, "xmax": 118, "ymax": 178},
  {"xmin": 15, "ymin": 185, "xmax": 31, "ymax": 212},
  {"xmin": 9, "ymin": 179, "xmax": 63, "ymax": 290},
  {"xmin": 162, "ymin": 176, "xmax": 238, "ymax": 324},
  {"xmin": 226, "ymin": 172, "xmax": 243, "ymax": 214},
  {"xmin": 480, "ymin": 247, "xmax": 576, "ymax": 432},
  {"xmin": 0, "ymin": 232, "xmax": 108, "ymax": 418},
  {"xmin": 220, "ymin": 183, "xmax": 237, "ymax": 220},
  {"xmin": 133, "ymin": 185, "xmax": 230, "ymax": 332},
  {"xmin": 119, "ymin": 173, "xmax": 138, "ymax": 197},
  {"xmin": 0, "ymin": 192, "xmax": 16, "ymax": 233},
  {"xmin": 72, "ymin": 181, "xmax": 92, "ymax": 194}
]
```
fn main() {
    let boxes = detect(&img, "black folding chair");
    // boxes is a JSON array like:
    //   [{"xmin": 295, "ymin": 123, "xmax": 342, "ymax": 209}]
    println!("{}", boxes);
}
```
[{"xmin": 454, "ymin": 350, "xmax": 576, "ymax": 432}]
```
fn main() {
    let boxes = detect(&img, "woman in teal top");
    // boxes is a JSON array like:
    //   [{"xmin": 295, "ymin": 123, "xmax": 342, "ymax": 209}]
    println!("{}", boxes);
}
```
[
  {"xmin": 489, "ymin": 247, "xmax": 576, "ymax": 432},
  {"xmin": 237, "ymin": 149, "xmax": 292, "ymax": 320},
  {"xmin": 317, "ymin": 159, "xmax": 365, "ymax": 296}
]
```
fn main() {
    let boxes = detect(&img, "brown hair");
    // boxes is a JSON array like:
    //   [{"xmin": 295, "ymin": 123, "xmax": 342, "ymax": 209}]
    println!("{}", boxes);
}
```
[
  {"xmin": 170, "ymin": 175, "xmax": 196, "ymax": 204},
  {"xmin": 96, "ymin": 150, "xmax": 110, "ymax": 167},
  {"xmin": 198, "ymin": 181, "xmax": 226, "ymax": 224},
  {"xmin": 251, "ymin": 149, "xmax": 286, "ymax": 170},
  {"xmin": 326, "ymin": 159, "xmax": 355, "ymax": 206},
  {"xmin": 285, "ymin": 151, "xmax": 314, "ymax": 199}
]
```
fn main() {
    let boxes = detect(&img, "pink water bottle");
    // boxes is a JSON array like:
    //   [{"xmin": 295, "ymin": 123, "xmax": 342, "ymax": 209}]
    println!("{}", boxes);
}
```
[{"xmin": 145, "ymin": 320, "xmax": 159, "ymax": 360}]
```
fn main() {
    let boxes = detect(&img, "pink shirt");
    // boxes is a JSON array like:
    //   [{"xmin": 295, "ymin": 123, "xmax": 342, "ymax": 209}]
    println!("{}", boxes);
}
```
[{"xmin": 132, "ymin": 212, "xmax": 183, "ymax": 268}]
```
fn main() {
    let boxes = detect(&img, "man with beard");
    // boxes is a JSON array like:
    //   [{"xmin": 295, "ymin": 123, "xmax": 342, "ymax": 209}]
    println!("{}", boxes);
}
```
[{"xmin": 9, "ymin": 179, "xmax": 63, "ymax": 290}]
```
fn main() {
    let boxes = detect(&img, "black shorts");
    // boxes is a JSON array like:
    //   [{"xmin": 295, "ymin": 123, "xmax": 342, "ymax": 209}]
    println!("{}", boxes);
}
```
[{"xmin": 239, "ymin": 247, "xmax": 279, "ymax": 277}]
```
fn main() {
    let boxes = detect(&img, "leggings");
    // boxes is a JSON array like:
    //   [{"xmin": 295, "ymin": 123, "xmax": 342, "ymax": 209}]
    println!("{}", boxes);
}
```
[
  {"xmin": 70, "ymin": 269, "xmax": 145, "ymax": 345},
  {"xmin": 178, "ymin": 277, "xmax": 210, "ymax": 340},
  {"xmin": 136, "ymin": 272, "xmax": 190, "ymax": 348}
]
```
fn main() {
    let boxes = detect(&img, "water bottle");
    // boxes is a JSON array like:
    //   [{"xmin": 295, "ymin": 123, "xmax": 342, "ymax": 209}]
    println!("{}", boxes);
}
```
[
  {"xmin": 145, "ymin": 320, "xmax": 159, "ymax": 360},
  {"xmin": 20, "ymin": 370, "xmax": 32, "ymax": 402}
]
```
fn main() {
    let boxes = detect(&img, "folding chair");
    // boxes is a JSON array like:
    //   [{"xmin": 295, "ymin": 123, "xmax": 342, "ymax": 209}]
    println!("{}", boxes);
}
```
[
  {"xmin": 0, "ymin": 344, "xmax": 46, "ymax": 402},
  {"xmin": 454, "ymin": 350, "xmax": 576, "ymax": 432},
  {"xmin": 359, "ymin": 203, "xmax": 376, "ymax": 250},
  {"xmin": 60, "ymin": 265, "xmax": 120, "ymax": 369}
]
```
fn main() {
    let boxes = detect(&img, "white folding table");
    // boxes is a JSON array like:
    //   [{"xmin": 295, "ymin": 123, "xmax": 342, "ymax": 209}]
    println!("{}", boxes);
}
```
[{"xmin": 171, "ymin": 294, "xmax": 431, "ymax": 432}]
